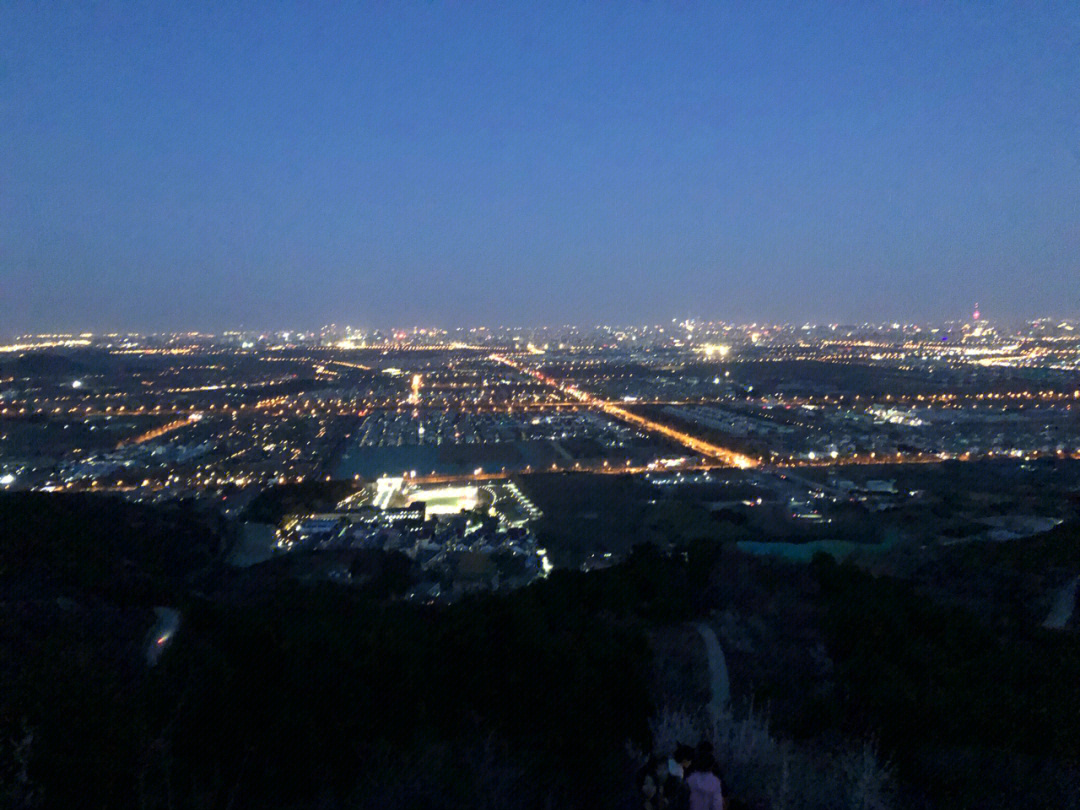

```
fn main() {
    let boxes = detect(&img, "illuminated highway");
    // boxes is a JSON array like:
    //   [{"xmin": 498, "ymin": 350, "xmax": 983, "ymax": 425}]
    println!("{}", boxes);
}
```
[
  {"xmin": 491, "ymin": 354, "xmax": 760, "ymax": 469},
  {"xmin": 117, "ymin": 414, "xmax": 202, "ymax": 448}
]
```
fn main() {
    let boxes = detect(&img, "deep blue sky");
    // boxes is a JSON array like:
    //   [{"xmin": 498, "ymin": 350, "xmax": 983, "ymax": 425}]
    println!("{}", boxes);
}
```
[{"xmin": 3, "ymin": 2, "xmax": 1078, "ymax": 333}]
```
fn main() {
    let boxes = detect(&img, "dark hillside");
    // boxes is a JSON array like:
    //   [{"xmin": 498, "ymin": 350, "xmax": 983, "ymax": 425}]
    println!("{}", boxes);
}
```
[{"xmin": 0, "ymin": 493, "xmax": 223, "ymax": 605}]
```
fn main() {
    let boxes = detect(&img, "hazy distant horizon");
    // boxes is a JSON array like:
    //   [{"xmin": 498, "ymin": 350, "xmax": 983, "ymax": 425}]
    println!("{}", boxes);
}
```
[{"xmin": 8, "ymin": 311, "xmax": 1079, "ymax": 343}]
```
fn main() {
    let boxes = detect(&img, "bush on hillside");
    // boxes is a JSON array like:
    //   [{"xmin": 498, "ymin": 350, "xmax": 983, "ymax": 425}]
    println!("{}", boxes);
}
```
[{"xmin": 648, "ymin": 704, "xmax": 894, "ymax": 810}]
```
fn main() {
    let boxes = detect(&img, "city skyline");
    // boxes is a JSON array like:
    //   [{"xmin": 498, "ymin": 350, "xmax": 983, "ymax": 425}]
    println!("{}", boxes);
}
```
[{"xmin": 4, "ymin": 307, "xmax": 1079, "ymax": 343}]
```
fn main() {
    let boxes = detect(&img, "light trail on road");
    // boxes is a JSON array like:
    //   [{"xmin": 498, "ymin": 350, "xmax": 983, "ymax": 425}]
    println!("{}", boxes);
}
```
[
  {"xmin": 491, "ymin": 354, "xmax": 759, "ymax": 468},
  {"xmin": 117, "ymin": 415, "xmax": 197, "ymax": 448}
]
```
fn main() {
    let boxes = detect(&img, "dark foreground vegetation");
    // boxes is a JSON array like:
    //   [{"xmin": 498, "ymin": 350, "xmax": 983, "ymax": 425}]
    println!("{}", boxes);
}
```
[
  {"xmin": 814, "ymin": 555, "xmax": 1080, "ymax": 808},
  {"xmin": 1, "ymin": 493, "xmax": 663, "ymax": 809},
  {"xmin": 1, "ymin": 491, "xmax": 1079, "ymax": 808}
]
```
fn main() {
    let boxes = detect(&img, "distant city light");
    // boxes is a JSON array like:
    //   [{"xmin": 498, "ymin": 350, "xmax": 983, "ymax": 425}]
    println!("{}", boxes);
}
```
[{"xmin": 698, "ymin": 344, "xmax": 730, "ymax": 358}]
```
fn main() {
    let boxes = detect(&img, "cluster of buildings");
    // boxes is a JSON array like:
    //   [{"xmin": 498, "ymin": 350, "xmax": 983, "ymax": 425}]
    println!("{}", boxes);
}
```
[
  {"xmin": 2, "ymin": 325, "xmax": 1080, "ymax": 575},
  {"xmin": 273, "ymin": 480, "xmax": 548, "ymax": 600},
  {"xmin": 350, "ymin": 409, "xmax": 641, "ymax": 448}
]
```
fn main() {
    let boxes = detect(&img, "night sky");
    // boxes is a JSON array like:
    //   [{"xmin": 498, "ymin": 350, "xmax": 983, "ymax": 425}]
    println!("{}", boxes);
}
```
[{"xmin": 3, "ymin": 2, "xmax": 1078, "ymax": 333}]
